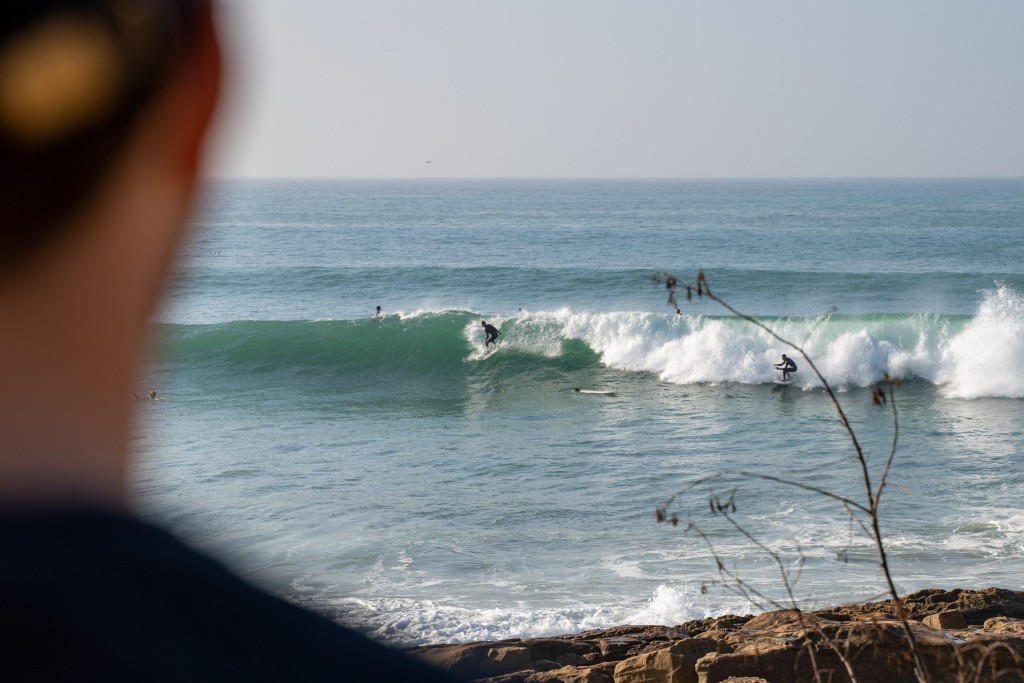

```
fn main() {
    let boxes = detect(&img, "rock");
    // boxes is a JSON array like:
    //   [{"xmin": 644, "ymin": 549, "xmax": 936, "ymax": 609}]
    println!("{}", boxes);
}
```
[
  {"xmin": 698, "ymin": 614, "xmax": 932, "ymax": 683},
  {"xmin": 923, "ymin": 610, "xmax": 968, "ymax": 630},
  {"xmin": 416, "ymin": 642, "xmax": 503, "ymax": 679},
  {"xmin": 479, "ymin": 674, "xmax": 532, "ymax": 683},
  {"xmin": 812, "ymin": 611, "xmax": 852, "ymax": 622},
  {"xmin": 678, "ymin": 615, "xmax": 752, "ymax": 636},
  {"xmin": 983, "ymin": 617, "xmax": 1024, "ymax": 636},
  {"xmin": 837, "ymin": 587, "xmax": 1024, "ymax": 624},
  {"xmin": 522, "ymin": 639, "xmax": 594, "ymax": 663},
  {"xmin": 710, "ymin": 615, "xmax": 751, "ymax": 631},
  {"xmin": 596, "ymin": 637, "xmax": 640, "ymax": 659},
  {"xmin": 527, "ymin": 663, "xmax": 616, "ymax": 682},
  {"xmin": 739, "ymin": 609, "xmax": 805, "ymax": 631},
  {"xmin": 489, "ymin": 647, "xmax": 533, "ymax": 669},
  {"xmin": 613, "ymin": 639, "xmax": 723, "ymax": 682},
  {"xmin": 415, "ymin": 588, "xmax": 1024, "ymax": 682},
  {"xmin": 695, "ymin": 632, "xmax": 808, "ymax": 683},
  {"xmin": 478, "ymin": 666, "xmax": 614, "ymax": 683}
]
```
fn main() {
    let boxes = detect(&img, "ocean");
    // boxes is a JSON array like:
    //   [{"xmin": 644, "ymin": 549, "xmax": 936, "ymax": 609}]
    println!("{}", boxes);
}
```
[{"xmin": 133, "ymin": 178, "xmax": 1024, "ymax": 646}]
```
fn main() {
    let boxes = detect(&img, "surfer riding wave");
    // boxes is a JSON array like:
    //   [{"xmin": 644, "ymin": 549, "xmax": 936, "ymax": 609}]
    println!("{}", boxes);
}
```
[
  {"xmin": 774, "ymin": 354, "xmax": 797, "ymax": 382},
  {"xmin": 482, "ymin": 320, "xmax": 500, "ymax": 347}
]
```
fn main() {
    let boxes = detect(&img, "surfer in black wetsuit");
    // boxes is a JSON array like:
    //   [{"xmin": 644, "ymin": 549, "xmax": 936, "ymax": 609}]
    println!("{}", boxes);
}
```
[
  {"xmin": 774, "ymin": 354, "xmax": 797, "ymax": 381},
  {"xmin": 482, "ymin": 320, "xmax": 500, "ymax": 347}
]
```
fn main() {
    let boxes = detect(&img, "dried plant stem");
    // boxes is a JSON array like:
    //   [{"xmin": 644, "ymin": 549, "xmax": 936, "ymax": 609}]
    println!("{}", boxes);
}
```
[
  {"xmin": 655, "ymin": 272, "xmax": 930, "ymax": 683},
  {"xmin": 688, "ymin": 516, "xmax": 859, "ymax": 683}
]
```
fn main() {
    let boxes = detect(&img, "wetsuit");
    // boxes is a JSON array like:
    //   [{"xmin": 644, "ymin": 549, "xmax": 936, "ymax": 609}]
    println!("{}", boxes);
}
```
[
  {"xmin": 776, "ymin": 357, "xmax": 797, "ymax": 381},
  {"xmin": 483, "ymin": 325, "xmax": 499, "ymax": 348}
]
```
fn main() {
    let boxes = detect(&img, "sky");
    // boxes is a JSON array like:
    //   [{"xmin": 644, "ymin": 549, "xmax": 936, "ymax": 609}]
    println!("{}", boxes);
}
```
[{"xmin": 210, "ymin": 1, "xmax": 1024, "ymax": 179}]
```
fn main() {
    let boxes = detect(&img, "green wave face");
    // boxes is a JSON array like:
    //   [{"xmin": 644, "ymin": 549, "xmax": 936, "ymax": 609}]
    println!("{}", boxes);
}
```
[{"xmin": 151, "ymin": 297, "xmax": 1024, "ymax": 399}]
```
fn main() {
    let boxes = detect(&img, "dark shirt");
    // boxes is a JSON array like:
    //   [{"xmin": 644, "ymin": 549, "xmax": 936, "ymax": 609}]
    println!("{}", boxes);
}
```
[
  {"xmin": 0, "ymin": 507, "xmax": 460, "ymax": 682},
  {"xmin": 483, "ymin": 324, "xmax": 499, "ymax": 340}
]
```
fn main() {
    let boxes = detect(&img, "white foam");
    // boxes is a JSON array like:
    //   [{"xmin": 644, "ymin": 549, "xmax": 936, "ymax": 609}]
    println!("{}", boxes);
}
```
[
  {"xmin": 937, "ymin": 285, "xmax": 1024, "ymax": 399},
  {"xmin": 995, "ymin": 514, "xmax": 1024, "ymax": 534},
  {"xmin": 334, "ymin": 596, "xmax": 628, "ymax": 646},
  {"xmin": 623, "ymin": 583, "xmax": 753, "ymax": 626},
  {"xmin": 505, "ymin": 285, "xmax": 1024, "ymax": 397},
  {"xmin": 816, "ymin": 330, "xmax": 894, "ymax": 389},
  {"xmin": 327, "ymin": 582, "xmax": 750, "ymax": 647}
]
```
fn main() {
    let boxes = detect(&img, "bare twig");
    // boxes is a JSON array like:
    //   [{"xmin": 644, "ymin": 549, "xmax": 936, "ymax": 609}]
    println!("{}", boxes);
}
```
[
  {"xmin": 686, "ymin": 514, "xmax": 861, "ymax": 682},
  {"xmin": 654, "ymin": 271, "xmax": 931, "ymax": 683},
  {"xmin": 873, "ymin": 375, "xmax": 901, "ymax": 510}
]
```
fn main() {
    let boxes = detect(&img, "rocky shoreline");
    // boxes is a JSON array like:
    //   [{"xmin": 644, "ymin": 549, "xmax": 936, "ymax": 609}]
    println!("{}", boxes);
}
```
[{"xmin": 414, "ymin": 588, "xmax": 1024, "ymax": 682}]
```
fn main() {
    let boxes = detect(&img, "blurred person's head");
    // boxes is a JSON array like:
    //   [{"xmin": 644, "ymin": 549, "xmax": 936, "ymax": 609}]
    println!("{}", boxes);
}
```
[
  {"xmin": 0, "ymin": 0, "xmax": 220, "ymax": 505},
  {"xmin": 1, "ymin": 0, "xmax": 216, "ymax": 264}
]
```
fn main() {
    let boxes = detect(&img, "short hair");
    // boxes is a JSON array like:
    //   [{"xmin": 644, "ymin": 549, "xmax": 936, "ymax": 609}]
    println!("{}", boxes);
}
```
[{"xmin": 0, "ymin": 0, "xmax": 203, "ymax": 268}]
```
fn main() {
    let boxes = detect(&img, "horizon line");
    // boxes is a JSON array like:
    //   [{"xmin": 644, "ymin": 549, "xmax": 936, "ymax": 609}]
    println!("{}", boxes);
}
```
[{"xmin": 205, "ymin": 174, "xmax": 1024, "ymax": 182}]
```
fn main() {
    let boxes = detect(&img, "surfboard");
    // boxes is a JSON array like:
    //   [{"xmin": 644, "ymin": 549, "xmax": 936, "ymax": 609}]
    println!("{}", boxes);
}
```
[
  {"xmin": 574, "ymin": 389, "xmax": 616, "ymax": 395},
  {"xmin": 773, "ymin": 379, "xmax": 793, "ymax": 386},
  {"xmin": 469, "ymin": 346, "xmax": 499, "ymax": 361}
]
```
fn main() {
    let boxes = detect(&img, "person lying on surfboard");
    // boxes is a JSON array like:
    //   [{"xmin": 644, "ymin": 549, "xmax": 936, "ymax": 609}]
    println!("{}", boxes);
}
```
[
  {"xmin": 774, "ymin": 354, "xmax": 797, "ymax": 382},
  {"xmin": 482, "ymin": 320, "xmax": 500, "ymax": 347}
]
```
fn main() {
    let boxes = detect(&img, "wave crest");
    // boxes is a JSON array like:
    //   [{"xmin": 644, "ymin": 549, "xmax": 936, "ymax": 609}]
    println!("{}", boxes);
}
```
[
  {"xmin": 159, "ymin": 286, "xmax": 1024, "ymax": 399},
  {"xmin": 938, "ymin": 285, "xmax": 1024, "ymax": 399}
]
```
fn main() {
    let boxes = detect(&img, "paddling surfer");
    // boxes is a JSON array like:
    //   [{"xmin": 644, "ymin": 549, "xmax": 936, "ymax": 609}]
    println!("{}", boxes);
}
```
[{"xmin": 774, "ymin": 354, "xmax": 797, "ymax": 382}]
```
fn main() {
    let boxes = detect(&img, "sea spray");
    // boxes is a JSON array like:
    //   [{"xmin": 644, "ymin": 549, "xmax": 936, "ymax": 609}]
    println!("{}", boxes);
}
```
[
  {"xmin": 938, "ymin": 285, "xmax": 1024, "ymax": 398},
  {"xmin": 551, "ymin": 309, "xmax": 975, "ymax": 390}
]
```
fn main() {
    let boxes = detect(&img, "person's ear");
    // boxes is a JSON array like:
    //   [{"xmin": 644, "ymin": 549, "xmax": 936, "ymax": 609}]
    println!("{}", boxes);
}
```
[{"xmin": 161, "ymin": 1, "xmax": 222, "ymax": 180}]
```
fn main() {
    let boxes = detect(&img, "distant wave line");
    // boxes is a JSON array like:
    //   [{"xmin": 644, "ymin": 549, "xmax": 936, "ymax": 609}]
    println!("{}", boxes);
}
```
[{"xmin": 154, "ymin": 285, "xmax": 1024, "ymax": 398}]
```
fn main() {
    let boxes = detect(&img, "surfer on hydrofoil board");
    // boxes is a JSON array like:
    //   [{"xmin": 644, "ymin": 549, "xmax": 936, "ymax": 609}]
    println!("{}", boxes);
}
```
[{"xmin": 774, "ymin": 354, "xmax": 797, "ymax": 382}]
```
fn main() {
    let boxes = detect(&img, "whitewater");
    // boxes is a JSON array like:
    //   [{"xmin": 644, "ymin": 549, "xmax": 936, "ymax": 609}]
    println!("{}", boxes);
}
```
[{"xmin": 134, "ymin": 178, "xmax": 1024, "ymax": 647}]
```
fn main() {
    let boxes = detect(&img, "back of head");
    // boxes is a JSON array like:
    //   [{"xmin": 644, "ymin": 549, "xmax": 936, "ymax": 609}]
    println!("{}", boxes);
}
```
[
  {"xmin": 0, "ymin": 0, "xmax": 218, "ymax": 506},
  {"xmin": 0, "ymin": 0, "xmax": 204, "ymax": 270}
]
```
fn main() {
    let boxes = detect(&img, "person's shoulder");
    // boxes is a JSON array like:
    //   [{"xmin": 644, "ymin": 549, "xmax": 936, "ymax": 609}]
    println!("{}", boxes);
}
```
[{"xmin": 0, "ymin": 508, "xmax": 460, "ymax": 682}]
